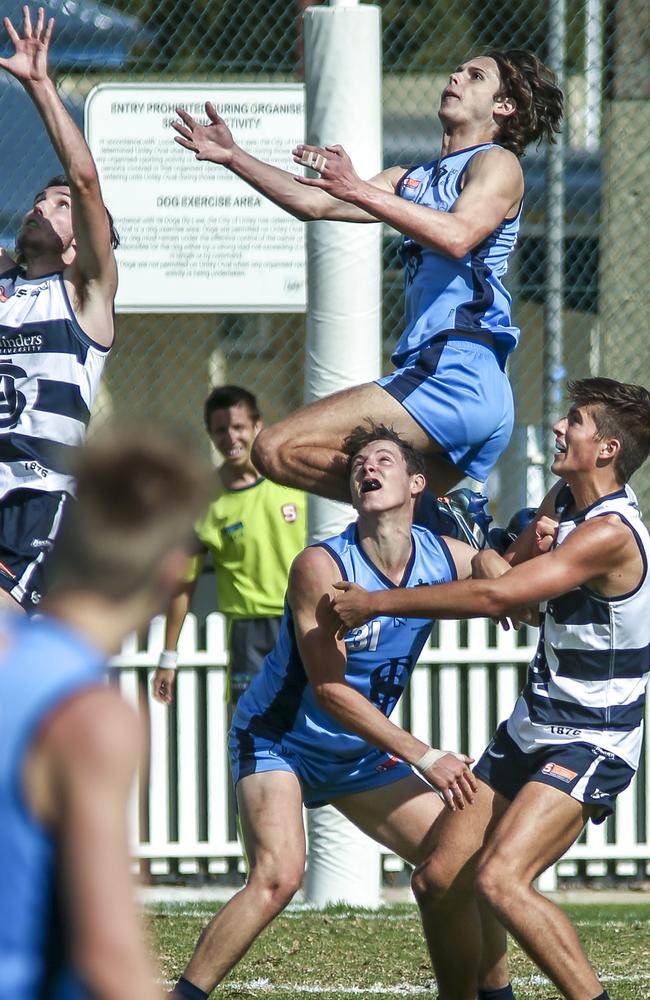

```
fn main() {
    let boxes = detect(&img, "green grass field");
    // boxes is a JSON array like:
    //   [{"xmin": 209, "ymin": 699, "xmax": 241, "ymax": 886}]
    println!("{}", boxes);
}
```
[{"xmin": 149, "ymin": 899, "xmax": 650, "ymax": 998}]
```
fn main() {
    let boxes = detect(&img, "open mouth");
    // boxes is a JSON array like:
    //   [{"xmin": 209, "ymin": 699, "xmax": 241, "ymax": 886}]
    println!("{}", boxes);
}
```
[{"xmin": 361, "ymin": 478, "xmax": 381, "ymax": 494}]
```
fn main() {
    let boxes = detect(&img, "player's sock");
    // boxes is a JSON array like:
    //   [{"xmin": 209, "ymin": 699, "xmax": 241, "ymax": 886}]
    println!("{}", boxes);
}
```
[
  {"xmin": 171, "ymin": 977, "xmax": 209, "ymax": 999},
  {"xmin": 590, "ymin": 992, "xmax": 610, "ymax": 1000},
  {"xmin": 413, "ymin": 490, "xmax": 458, "ymax": 536},
  {"xmin": 478, "ymin": 984, "xmax": 517, "ymax": 1000}
]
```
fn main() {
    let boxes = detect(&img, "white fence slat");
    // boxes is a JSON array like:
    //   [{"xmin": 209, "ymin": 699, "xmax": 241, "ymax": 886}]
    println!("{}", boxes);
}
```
[
  {"xmin": 177, "ymin": 669, "xmax": 199, "ymax": 846},
  {"xmin": 207, "ymin": 666, "xmax": 231, "ymax": 851}
]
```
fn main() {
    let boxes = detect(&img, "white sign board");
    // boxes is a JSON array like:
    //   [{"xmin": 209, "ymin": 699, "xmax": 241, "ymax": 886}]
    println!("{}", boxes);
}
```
[{"xmin": 85, "ymin": 84, "xmax": 306, "ymax": 313}]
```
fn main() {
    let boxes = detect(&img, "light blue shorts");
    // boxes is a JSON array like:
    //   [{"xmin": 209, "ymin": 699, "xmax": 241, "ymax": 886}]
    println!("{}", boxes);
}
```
[
  {"xmin": 229, "ymin": 726, "xmax": 413, "ymax": 808},
  {"xmin": 378, "ymin": 335, "xmax": 514, "ymax": 483}
]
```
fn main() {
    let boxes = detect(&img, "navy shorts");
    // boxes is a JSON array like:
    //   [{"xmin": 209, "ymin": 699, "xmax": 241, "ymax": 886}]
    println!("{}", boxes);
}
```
[
  {"xmin": 377, "ymin": 334, "xmax": 514, "ymax": 484},
  {"xmin": 229, "ymin": 727, "xmax": 413, "ymax": 808},
  {"xmin": 474, "ymin": 721, "xmax": 636, "ymax": 824},
  {"xmin": 228, "ymin": 617, "xmax": 282, "ymax": 706},
  {"xmin": 0, "ymin": 489, "xmax": 68, "ymax": 610}
]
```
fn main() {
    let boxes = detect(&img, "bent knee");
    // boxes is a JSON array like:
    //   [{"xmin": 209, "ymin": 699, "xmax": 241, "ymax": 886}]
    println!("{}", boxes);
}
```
[
  {"xmin": 475, "ymin": 854, "xmax": 511, "ymax": 910},
  {"xmin": 248, "ymin": 865, "xmax": 303, "ymax": 914},
  {"xmin": 411, "ymin": 857, "xmax": 454, "ymax": 905}
]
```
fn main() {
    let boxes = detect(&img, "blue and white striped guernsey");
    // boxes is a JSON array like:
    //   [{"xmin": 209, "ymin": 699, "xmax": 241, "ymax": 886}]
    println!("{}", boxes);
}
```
[
  {"xmin": 508, "ymin": 484, "xmax": 650, "ymax": 770},
  {"xmin": 393, "ymin": 144, "xmax": 521, "ymax": 367},
  {"xmin": 0, "ymin": 268, "xmax": 109, "ymax": 500}
]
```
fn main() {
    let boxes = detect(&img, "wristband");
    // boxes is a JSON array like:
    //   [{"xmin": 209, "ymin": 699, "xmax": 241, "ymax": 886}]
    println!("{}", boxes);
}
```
[
  {"xmin": 413, "ymin": 747, "xmax": 446, "ymax": 774},
  {"xmin": 158, "ymin": 650, "xmax": 179, "ymax": 670}
]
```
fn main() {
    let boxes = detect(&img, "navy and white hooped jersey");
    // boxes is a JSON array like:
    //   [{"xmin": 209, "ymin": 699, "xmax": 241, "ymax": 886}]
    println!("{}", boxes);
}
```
[
  {"xmin": 232, "ymin": 522, "xmax": 456, "ymax": 760},
  {"xmin": 508, "ymin": 484, "xmax": 650, "ymax": 770},
  {"xmin": 0, "ymin": 269, "xmax": 109, "ymax": 501},
  {"xmin": 0, "ymin": 614, "xmax": 105, "ymax": 998},
  {"xmin": 392, "ymin": 144, "xmax": 521, "ymax": 367}
]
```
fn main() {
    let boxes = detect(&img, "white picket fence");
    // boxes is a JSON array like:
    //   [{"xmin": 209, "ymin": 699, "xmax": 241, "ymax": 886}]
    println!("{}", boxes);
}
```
[{"xmin": 111, "ymin": 613, "xmax": 650, "ymax": 893}]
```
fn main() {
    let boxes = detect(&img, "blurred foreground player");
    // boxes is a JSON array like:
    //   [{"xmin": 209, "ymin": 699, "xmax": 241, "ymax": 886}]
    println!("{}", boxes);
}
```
[{"xmin": 0, "ymin": 425, "xmax": 210, "ymax": 999}]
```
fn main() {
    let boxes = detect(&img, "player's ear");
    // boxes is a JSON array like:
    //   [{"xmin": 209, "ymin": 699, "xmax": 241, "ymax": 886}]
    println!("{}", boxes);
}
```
[
  {"xmin": 494, "ymin": 95, "xmax": 516, "ymax": 119},
  {"xmin": 598, "ymin": 436, "xmax": 621, "ymax": 463},
  {"xmin": 410, "ymin": 472, "xmax": 426, "ymax": 497}
]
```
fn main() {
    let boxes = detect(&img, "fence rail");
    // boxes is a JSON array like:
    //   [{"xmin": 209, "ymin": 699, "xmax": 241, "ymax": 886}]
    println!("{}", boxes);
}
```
[{"xmin": 113, "ymin": 613, "xmax": 650, "ymax": 893}]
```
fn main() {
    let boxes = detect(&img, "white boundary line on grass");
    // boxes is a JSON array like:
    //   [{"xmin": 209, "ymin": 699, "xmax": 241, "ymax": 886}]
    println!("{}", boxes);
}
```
[{"xmin": 161, "ymin": 973, "xmax": 650, "ymax": 995}]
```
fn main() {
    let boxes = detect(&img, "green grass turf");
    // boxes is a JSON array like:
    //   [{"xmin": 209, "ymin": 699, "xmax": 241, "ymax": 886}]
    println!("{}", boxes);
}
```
[{"xmin": 149, "ymin": 900, "xmax": 650, "ymax": 998}]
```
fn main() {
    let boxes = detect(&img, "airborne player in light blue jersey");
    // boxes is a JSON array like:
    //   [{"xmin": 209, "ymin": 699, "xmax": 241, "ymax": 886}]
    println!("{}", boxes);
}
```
[
  {"xmin": 168, "ymin": 423, "xmax": 515, "ymax": 1000},
  {"xmin": 172, "ymin": 51, "xmax": 562, "ymax": 508}
]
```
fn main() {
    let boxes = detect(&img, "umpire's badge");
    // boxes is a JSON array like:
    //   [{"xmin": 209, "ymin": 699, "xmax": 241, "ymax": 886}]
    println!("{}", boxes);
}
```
[{"xmin": 281, "ymin": 503, "xmax": 298, "ymax": 523}]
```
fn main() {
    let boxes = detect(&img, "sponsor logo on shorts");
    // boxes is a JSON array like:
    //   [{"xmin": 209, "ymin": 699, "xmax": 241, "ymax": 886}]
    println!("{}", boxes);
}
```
[
  {"xmin": 31, "ymin": 538, "xmax": 53, "ymax": 550},
  {"xmin": 281, "ymin": 503, "xmax": 298, "ymax": 523},
  {"xmin": 590, "ymin": 788, "xmax": 609, "ymax": 800},
  {"xmin": 542, "ymin": 761, "xmax": 578, "ymax": 783},
  {"xmin": 376, "ymin": 754, "xmax": 401, "ymax": 773}
]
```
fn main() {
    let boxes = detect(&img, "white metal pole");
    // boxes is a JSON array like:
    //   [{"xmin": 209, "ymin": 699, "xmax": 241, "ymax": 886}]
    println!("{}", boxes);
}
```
[
  {"xmin": 302, "ymin": 0, "xmax": 383, "ymax": 907},
  {"xmin": 585, "ymin": 0, "xmax": 603, "ymax": 151}
]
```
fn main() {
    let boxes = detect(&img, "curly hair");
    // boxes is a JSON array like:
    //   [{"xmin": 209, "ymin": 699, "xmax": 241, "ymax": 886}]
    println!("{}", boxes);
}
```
[{"xmin": 484, "ymin": 49, "xmax": 564, "ymax": 157}]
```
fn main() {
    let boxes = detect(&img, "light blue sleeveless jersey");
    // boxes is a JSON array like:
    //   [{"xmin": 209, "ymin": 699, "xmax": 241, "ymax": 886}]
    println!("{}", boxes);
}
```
[
  {"xmin": 392, "ymin": 144, "xmax": 521, "ymax": 367},
  {"xmin": 232, "ymin": 522, "xmax": 456, "ymax": 760},
  {"xmin": 0, "ymin": 614, "xmax": 105, "ymax": 999}
]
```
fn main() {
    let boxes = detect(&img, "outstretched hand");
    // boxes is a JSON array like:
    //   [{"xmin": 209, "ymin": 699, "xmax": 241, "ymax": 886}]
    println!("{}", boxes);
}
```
[
  {"xmin": 331, "ymin": 581, "xmax": 375, "ymax": 637},
  {"xmin": 172, "ymin": 102, "xmax": 236, "ymax": 165},
  {"xmin": 293, "ymin": 143, "xmax": 363, "ymax": 202},
  {"xmin": 0, "ymin": 6, "xmax": 52, "ymax": 84}
]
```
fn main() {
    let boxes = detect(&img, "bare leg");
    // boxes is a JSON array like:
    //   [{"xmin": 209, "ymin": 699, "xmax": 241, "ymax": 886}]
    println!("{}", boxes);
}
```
[
  {"xmin": 335, "ymin": 775, "xmax": 510, "ymax": 997},
  {"xmin": 252, "ymin": 382, "xmax": 461, "ymax": 502},
  {"xmin": 410, "ymin": 779, "xmax": 510, "ymax": 1000},
  {"xmin": 476, "ymin": 782, "xmax": 604, "ymax": 1000},
  {"xmin": 180, "ymin": 771, "xmax": 305, "ymax": 994},
  {"xmin": 0, "ymin": 587, "xmax": 24, "ymax": 615},
  {"xmin": 333, "ymin": 772, "xmax": 444, "ymax": 865}
]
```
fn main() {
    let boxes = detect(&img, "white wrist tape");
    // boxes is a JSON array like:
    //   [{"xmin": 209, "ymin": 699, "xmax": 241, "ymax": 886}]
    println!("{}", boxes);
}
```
[
  {"xmin": 158, "ymin": 650, "xmax": 179, "ymax": 670},
  {"xmin": 413, "ymin": 747, "xmax": 446, "ymax": 774}
]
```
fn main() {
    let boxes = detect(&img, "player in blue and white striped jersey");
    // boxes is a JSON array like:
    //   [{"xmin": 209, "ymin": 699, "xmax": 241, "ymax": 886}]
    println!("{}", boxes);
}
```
[
  {"xmin": 0, "ymin": 7, "xmax": 118, "ymax": 610},
  {"xmin": 331, "ymin": 377, "xmax": 650, "ymax": 1000}
]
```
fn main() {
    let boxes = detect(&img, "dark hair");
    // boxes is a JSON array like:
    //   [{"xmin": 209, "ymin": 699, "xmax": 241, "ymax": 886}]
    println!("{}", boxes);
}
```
[
  {"xmin": 204, "ymin": 385, "xmax": 261, "ymax": 432},
  {"xmin": 567, "ymin": 377, "xmax": 650, "ymax": 483},
  {"xmin": 43, "ymin": 174, "xmax": 120, "ymax": 249},
  {"xmin": 483, "ymin": 49, "xmax": 564, "ymax": 157},
  {"xmin": 47, "ymin": 424, "xmax": 211, "ymax": 600},
  {"xmin": 342, "ymin": 421, "xmax": 425, "ymax": 477}
]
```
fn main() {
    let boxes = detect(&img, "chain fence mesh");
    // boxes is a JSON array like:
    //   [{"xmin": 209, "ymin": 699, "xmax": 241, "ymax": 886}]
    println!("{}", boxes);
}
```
[{"xmin": 0, "ymin": 0, "xmax": 648, "ymax": 519}]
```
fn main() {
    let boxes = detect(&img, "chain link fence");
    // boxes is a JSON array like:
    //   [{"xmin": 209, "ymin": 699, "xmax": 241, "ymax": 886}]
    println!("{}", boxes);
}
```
[{"xmin": 0, "ymin": 0, "xmax": 648, "ymax": 518}]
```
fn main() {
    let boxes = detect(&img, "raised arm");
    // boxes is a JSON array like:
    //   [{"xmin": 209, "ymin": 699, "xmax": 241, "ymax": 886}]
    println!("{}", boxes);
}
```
[
  {"xmin": 172, "ymin": 101, "xmax": 402, "ymax": 223},
  {"xmin": 293, "ymin": 141, "xmax": 524, "ymax": 258},
  {"xmin": 0, "ymin": 8, "xmax": 117, "ymax": 317},
  {"xmin": 34, "ymin": 689, "xmax": 162, "ymax": 999},
  {"xmin": 290, "ymin": 546, "xmax": 475, "ymax": 808},
  {"xmin": 332, "ymin": 515, "xmax": 640, "ymax": 628}
]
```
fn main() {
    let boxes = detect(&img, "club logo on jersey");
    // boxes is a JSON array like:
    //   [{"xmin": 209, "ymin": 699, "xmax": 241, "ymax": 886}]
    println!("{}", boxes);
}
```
[
  {"xmin": 368, "ymin": 656, "xmax": 412, "ymax": 714},
  {"xmin": 281, "ymin": 503, "xmax": 298, "ymax": 523},
  {"xmin": 0, "ymin": 362, "xmax": 27, "ymax": 428},
  {"xmin": 542, "ymin": 761, "xmax": 578, "ymax": 783}
]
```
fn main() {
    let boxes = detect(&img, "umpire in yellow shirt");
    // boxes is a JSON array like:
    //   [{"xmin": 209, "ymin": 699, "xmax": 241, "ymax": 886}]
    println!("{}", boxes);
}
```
[{"xmin": 152, "ymin": 386, "xmax": 306, "ymax": 708}]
